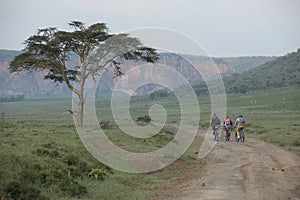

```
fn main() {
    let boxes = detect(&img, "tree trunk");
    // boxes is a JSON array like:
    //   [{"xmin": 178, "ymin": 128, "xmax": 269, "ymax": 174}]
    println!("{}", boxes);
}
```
[{"xmin": 76, "ymin": 94, "xmax": 84, "ymax": 126}]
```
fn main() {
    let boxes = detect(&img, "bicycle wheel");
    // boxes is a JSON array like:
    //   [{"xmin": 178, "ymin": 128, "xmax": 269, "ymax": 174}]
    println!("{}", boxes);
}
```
[{"xmin": 240, "ymin": 130, "xmax": 245, "ymax": 142}]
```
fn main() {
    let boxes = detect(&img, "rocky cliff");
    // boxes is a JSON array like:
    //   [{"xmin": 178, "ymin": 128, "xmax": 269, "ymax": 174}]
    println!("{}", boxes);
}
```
[{"xmin": 0, "ymin": 50, "xmax": 274, "ymax": 98}]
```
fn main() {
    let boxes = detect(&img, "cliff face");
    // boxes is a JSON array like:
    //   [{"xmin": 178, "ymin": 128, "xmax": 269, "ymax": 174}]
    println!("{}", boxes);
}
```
[
  {"xmin": 0, "ymin": 61, "xmax": 71, "ymax": 98},
  {"xmin": 0, "ymin": 50, "xmax": 77, "ymax": 98},
  {"xmin": 0, "ymin": 50, "xmax": 274, "ymax": 98}
]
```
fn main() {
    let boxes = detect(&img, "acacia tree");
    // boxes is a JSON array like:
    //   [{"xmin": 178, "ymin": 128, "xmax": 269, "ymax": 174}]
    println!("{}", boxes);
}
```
[{"xmin": 10, "ymin": 21, "xmax": 159, "ymax": 126}]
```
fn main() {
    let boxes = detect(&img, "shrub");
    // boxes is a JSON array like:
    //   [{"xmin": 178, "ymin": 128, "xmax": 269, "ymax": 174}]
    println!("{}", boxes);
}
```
[
  {"xmin": 136, "ymin": 115, "xmax": 151, "ymax": 123},
  {"xmin": 99, "ymin": 119, "xmax": 111, "ymax": 129},
  {"xmin": 63, "ymin": 154, "xmax": 80, "ymax": 166},
  {"xmin": 293, "ymin": 139, "xmax": 300, "ymax": 146},
  {"xmin": 63, "ymin": 154, "xmax": 90, "ymax": 178},
  {"xmin": 34, "ymin": 148, "xmax": 50, "ymax": 156},
  {"xmin": 152, "ymin": 130, "xmax": 174, "ymax": 143},
  {"xmin": 88, "ymin": 168, "xmax": 109, "ymax": 182}
]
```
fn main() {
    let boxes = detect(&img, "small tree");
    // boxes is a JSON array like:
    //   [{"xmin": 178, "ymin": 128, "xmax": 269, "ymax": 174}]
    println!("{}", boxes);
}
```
[{"xmin": 10, "ymin": 21, "xmax": 159, "ymax": 126}]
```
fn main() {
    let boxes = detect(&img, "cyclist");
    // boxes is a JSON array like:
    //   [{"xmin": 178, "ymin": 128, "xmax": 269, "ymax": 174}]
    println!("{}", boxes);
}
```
[
  {"xmin": 223, "ymin": 115, "xmax": 232, "ymax": 141},
  {"xmin": 211, "ymin": 114, "xmax": 221, "ymax": 141},
  {"xmin": 234, "ymin": 115, "xmax": 246, "ymax": 139}
]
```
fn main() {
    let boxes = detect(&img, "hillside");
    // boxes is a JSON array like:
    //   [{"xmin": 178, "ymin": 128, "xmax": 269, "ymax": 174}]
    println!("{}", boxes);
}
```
[
  {"xmin": 0, "ymin": 50, "xmax": 73, "ymax": 98},
  {"xmin": 0, "ymin": 49, "xmax": 20, "ymax": 62},
  {"xmin": 224, "ymin": 49, "xmax": 300, "ymax": 93},
  {"xmin": 214, "ymin": 56, "xmax": 276, "ymax": 73},
  {"xmin": 0, "ymin": 49, "xmax": 274, "ymax": 98}
]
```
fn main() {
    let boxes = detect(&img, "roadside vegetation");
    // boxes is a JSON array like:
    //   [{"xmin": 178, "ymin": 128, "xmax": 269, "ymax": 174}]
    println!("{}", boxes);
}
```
[
  {"xmin": 228, "ymin": 87, "xmax": 300, "ymax": 153},
  {"xmin": 196, "ymin": 87, "xmax": 300, "ymax": 154},
  {"xmin": 0, "ymin": 97, "xmax": 199, "ymax": 199},
  {"xmin": 0, "ymin": 87, "xmax": 299, "ymax": 199}
]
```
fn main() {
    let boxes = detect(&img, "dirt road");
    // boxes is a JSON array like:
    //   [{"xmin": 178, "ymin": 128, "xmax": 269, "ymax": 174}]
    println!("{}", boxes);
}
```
[{"xmin": 158, "ymin": 128, "xmax": 300, "ymax": 200}]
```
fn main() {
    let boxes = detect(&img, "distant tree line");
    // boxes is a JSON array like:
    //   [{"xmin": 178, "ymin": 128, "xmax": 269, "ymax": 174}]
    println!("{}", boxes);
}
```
[
  {"xmin": 0, "ymin": 94, "xmax": 25, "ymax": 102},
  {"xmin": 149, "ymin": 89, "xmax": 170, "ymax": 100}
]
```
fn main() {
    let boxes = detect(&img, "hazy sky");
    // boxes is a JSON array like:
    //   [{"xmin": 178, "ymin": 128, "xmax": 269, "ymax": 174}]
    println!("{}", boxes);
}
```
[{"xmin": 0, "ymin": 0, "xmax": 299, "ymax": 56}]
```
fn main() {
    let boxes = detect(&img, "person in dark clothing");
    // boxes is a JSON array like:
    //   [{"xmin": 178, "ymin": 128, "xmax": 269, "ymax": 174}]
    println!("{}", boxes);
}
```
[
  {"xmin": 211, "ymin": 114, "xmax": 221, "ymax": 141},
  {"xmin": 234, "ymin": 115, "xmax": 246, "ymax": 139}
]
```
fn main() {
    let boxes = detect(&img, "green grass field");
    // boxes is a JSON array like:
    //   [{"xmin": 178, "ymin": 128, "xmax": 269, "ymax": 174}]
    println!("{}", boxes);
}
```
[
  {"xmin": 0, "ymin": 87, "xmax": 299, "ymax": 199},
  {"xmin": 226, "ymin": 87, "xmax": 300, "ymax": 153}
]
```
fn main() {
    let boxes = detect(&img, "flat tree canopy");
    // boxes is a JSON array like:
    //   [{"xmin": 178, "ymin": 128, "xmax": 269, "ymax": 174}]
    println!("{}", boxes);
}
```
[{"xmin": 10, "ymin": 21, "xmax": 159, "ymax": 126}]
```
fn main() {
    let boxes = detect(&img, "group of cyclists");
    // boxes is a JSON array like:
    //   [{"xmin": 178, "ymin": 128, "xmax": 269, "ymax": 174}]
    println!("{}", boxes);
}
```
[{"xmin": 210, "ymin": 114, "xmax": 246, "ymax": 142}]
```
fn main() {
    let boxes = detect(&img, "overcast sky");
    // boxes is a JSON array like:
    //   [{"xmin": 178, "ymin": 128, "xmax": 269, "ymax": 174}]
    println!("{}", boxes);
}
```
[{"xmin": 0, "ymin": 0, "xmax": 299, "ymax": 56}]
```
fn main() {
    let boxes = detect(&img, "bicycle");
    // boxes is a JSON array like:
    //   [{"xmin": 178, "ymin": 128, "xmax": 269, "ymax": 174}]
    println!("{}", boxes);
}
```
[
  {"xmin": 212, "ymin": 125, "xmax": 220, "ymax": 142},
  {"xmin": 224, "ymin": 125, "xmax": 231, "ymax": 141},
  {"xmin": 235, "ymin": 126, "xmax": 245, "ymax": 142}
]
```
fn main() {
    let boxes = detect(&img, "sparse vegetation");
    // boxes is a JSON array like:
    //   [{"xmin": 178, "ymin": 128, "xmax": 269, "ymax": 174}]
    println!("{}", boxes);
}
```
[
  {"xmin": 226, "ymin": 87, "xmax": 300, "ymax": 153},
  {"xmin": 0, "ymin": 86, "xmax": 299, "ymax": 199},
  {"xmin": 0, "ymin": 96, "xmax": 197, "ymax": 199}
]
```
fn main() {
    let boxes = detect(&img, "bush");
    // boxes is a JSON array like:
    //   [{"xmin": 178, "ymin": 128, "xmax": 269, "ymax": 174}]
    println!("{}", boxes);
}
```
[
  {"xmin": 63, "ymin": 154, "xmax": 80, "ymax": 166},
  {"xmin": 88, "ymin": 168, "xmax": 109, "ymax": 182},
  {"xmin": 152, "ymin": 130, "xmax": 174, "ymax": 143},
  {"xmin": 63, "ymin": 154, "xmax": 90, "ymax": 178},
  {"xmin": 34, "ymin": 148, "xmax": 50, "ymax": 156},
  {"xmin": 136, "ymin": 115, "xmax": 151, "ymax": 123},
  {"xmin": 99, "ymin": 119, "xmax": 111, "ymax": 129},
  {"xmin": 293, "ymin": 139, "xmax": 300, "ymax": 146}
]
